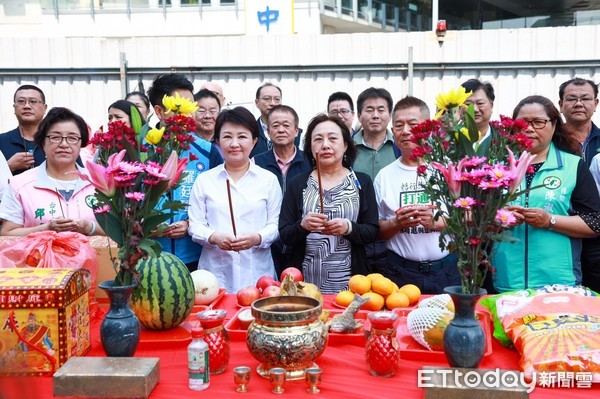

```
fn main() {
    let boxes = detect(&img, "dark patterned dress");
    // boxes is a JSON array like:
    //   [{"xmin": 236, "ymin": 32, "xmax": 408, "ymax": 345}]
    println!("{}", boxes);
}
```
[{"xmin": 302, "ymin": 174, "xmax": 360, "ymax": 294}]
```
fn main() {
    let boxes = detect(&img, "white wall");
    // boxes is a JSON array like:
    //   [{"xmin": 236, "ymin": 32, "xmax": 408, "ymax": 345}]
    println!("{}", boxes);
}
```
[{"xmin": 1, "ymin": 26, "xmax": 600, "ymax": 135}]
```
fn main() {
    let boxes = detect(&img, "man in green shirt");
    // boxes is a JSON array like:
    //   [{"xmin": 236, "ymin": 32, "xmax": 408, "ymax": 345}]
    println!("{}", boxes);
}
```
[
  {"xmin": 352, "ymin": 87, "xmax": 397, "ymax": 273},
  {"xmin": 352, "ymin": 87, "xmax": 396, "ymax": 180}
]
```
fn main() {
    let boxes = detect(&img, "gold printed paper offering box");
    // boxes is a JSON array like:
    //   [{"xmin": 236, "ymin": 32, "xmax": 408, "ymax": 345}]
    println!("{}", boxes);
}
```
[{"xmin": 0, "ymin": 268, "xmax": 90, "ymax": 376}]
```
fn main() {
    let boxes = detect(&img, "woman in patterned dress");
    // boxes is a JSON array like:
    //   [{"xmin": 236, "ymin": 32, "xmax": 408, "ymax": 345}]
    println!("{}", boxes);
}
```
[{"xmin": 278, "ymin": 114, "xmax": 379, "ymax": 294}]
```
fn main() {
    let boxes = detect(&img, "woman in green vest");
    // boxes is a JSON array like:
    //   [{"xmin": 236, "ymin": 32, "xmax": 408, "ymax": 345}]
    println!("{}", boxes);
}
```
[{"xmin": 493, "ymin": 95, "xmax": 600, "ymax": 292}]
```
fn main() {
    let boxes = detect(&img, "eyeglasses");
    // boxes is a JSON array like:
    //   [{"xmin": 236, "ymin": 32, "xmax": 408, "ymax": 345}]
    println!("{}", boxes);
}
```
[
  {"xmin": 519, "ymin": 119, "xmax": 552, "ymax": 129},
  {"xmin": 329, "ymin": 108, "xmax": 353, "ymax": 117},
  {"xmin": 563, "ymin": 96, "xmax": 595, "ymax": 104},
  {"xmin": 15, "ymin": 98, "xmax": 44, "ymax": 106},
  {"xmin": 46, "ymin": 135, "xmax": 82, "ymax": 145},
  {"xmin": 259, "ymin": 96, "xmax": 281, "ymax": 103},
  {"xmin": 197, "ymin": 109, "xmax": 219, "ymax": 117}
]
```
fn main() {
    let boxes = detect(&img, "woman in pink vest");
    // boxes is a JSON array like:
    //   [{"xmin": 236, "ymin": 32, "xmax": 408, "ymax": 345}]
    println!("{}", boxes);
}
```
[{"xmin": 0, "ymin": 107, "xmax": 104, "ymax": 236}]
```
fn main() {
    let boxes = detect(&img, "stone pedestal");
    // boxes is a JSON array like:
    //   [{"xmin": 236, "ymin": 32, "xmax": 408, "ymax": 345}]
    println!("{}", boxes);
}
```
[{"xmin": 53, "ymin": 357, "xmax": 159, "ymax": 398}]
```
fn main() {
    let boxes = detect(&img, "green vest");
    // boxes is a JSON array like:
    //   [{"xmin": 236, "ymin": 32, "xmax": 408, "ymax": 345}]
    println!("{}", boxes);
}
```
[{"xmin": 493, "ymin": 143, "xmax": 581, "ymax": 292}]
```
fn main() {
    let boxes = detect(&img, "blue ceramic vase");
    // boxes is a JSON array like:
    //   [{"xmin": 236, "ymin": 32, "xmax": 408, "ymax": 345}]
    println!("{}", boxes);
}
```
[
  {"xmin": 98, "ymin": 280, "xmax": 140, "ymax": 357},
  {"xmin": 442, "ymin": 286, "xmax": 486, "ymax": 368}
]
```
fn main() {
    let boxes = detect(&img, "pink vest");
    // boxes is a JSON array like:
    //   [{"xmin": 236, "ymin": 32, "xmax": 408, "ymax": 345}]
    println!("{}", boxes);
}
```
[{"xmin": 11, "ymin": 165, "xmax": 97, "ymax": 228}]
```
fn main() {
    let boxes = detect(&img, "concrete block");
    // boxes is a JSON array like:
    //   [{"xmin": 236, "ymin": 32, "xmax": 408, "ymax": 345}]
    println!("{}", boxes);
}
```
[
  {"xmin": 421, "ymin": 366, "xmax": 530, "ymax": 399},
  {"xmin": 53, "ymin": 357, "xmax": 160, "ymax": 398}
]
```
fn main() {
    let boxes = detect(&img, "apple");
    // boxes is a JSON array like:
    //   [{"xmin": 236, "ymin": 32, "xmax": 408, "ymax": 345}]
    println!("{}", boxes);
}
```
[
  {"xmin": 256, "ymin": 275, "xmax": 276, "ymax": 292},
  {"xmin": 281, "ymin": 267, "xmax": 303, "ymax": 282},
  {"xmin": 236, "ymin": 286, "xmax": 260, "ymax": 307},
  {"xmin": 260, "ymin": 285, "xmax": 281, "ymax": 298}
]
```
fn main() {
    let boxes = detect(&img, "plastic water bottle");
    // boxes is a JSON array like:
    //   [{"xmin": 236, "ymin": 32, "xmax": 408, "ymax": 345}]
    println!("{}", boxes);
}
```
[{"xmin": 188, "ymin": 327, "xmax": 210, "ymax": 390}]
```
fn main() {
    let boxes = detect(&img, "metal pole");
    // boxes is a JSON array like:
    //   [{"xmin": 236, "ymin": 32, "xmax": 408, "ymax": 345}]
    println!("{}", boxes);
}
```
[
  {"xmin": 432, "ymin": 0, "xmax": 439, "ymax": 30},
  {"xmin": 52, "ymin": 0, "xmax": 59, "ymax": 21},
  {"xmin": 408, "ymin": 46, "xmax": 413, "ymax": 96},
  {"xmin": 120, "ymin": 53, "xmax": 128, "ymax": 98}
]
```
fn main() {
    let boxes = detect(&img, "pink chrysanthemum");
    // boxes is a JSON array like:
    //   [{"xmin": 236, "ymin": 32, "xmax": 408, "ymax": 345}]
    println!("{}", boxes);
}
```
[
  {"xmin": 125, "ymin": 192, "xmax": 145, "ymax": 202},
  {"xmin": 453, "ymin": 197, "xmax": 476, "ymax": 209}
]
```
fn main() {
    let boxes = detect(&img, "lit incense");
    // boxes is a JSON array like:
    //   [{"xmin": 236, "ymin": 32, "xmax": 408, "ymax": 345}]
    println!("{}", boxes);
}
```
[
  {"xmin": 316, "ymin": 152, "xmax": 325, "ymax": 214},
  {"xmin": 226, "ymin": 179, "xmax": 237, "ymax": 236}
]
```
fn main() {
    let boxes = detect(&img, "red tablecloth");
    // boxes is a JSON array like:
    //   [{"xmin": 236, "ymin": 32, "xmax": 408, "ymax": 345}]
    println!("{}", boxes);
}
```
[{"xmin": 2, "ymin": 294, "xmax": 598, "ymax": 399}]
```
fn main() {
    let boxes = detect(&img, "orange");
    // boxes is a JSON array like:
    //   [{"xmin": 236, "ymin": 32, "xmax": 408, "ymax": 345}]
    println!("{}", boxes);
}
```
[
  {"xmin": 360, "ymin": 292, "xmax": 385, "ymax": 311},
  {"xmin": 366, "ymin": 273, "xmax": 384, "ymax": 282},
  {"xmin": 371, "ymin": 277, "xmax": 394, "ymax": 296},
  {"xmin": 348, "ymin": 275, "xmax": 371, "ymax": 294},
  {"xmin": 335, "ymin": 290, "xmax": 355, "ymax": 307},
  {"xmin": 385, "ymin": 291, "xmax": 410, "ymax": 309},
  {"xmin": 400, "ymin": 284, "xmax": 421, "ymax": 305},
  {"xmin": 392, "ymin": 281, "xmax": 400, "ymax": 292}
]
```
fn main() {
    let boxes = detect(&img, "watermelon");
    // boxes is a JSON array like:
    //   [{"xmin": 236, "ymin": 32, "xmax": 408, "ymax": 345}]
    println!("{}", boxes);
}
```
[{"xmin": 131, "ymin": 252, "xmax": 195, "ymax": 330}]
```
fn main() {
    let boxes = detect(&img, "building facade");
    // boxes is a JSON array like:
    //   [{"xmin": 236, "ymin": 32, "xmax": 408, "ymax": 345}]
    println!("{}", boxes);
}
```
[{"xmin": 0, "ymin": 0, "xmax": 599, "ymax": 133}]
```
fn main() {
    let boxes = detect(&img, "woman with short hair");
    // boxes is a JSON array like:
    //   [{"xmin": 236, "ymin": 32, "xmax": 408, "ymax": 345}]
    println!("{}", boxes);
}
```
[
  {"xmin": 188, "ymin": 107, "xmax": 282, "ymax": 292},
  {"xmin": 279, "ymin": 114, "xmax": 379, "ymax": 294},
  {"xmin": 0, "ymin": 107, "xmax": 104, "ymax": 236}
]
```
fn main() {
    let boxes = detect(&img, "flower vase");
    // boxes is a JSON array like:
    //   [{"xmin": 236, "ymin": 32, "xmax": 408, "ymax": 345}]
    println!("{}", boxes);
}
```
[
  {"xmin": 98, "ymin": 280, "xmax": 140, "ymax": 357},
  {"xmin": 442, "ymin": 286, "xmax": 486, "ymax": 368}
]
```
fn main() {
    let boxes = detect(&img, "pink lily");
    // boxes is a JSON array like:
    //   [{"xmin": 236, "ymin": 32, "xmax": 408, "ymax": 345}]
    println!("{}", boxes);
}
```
[
  {"xmin": 431, "ymin": 161, "xmax": 462, "ymax": 199},
  {"xmin": 162, "ymin": 150, "xmax": 188, "ymax": 189},
  {"xmin": 69, "ymin": 150, "xmax": 127, "ymax": 197},
  {"xmin": 507, "ymin": 148, "xmax": 536, "ymax": 194}
]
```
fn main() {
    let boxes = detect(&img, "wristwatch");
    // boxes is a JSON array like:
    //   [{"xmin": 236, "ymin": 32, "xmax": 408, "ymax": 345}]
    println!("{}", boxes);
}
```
[{"xmin": 548, "ymin": 215, "xmax": 557, "ymax": 230}]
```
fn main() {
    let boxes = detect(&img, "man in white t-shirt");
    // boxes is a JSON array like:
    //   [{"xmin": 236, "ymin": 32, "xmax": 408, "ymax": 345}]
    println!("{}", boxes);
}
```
[{"xmin": 373, "ymin": 96, "xmax": 460, "ymax": 294}]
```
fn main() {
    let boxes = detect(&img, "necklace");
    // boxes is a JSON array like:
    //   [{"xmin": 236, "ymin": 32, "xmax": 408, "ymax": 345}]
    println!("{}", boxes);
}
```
[
  {"xmin": 18, "ymin": 127, "xmax": 36, "ymax": 152},
  {"xmin": 49, "ymin": 176, "xmax": 77, "ymax": 193}
]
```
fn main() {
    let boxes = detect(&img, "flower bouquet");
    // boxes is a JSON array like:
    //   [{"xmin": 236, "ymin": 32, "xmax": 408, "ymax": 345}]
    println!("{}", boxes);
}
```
[
  {"xmin": 410, "ymin": 87, "xmax": 537, "ymax": 294},
  {"xmin": 76, "ymin": 94, "xmax": 199, "ymax": 286}
]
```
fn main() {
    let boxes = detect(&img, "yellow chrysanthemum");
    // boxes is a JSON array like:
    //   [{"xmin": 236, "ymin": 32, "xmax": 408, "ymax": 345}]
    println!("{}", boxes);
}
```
[
  {"xmin": 435, "ymin": 87, "xmax": 472, "ymax": 118},
  {"xmin": 145, "ymin": 126, "xmax": 165, "ymax": 145},
  {"xmin": 162, "ymin": 93, "xmax": 199, "ymax": 116}
]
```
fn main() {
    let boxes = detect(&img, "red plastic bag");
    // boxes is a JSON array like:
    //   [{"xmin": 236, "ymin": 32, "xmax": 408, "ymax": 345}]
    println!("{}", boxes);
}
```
[{"xmin": 0, "ymin": 231, "xmax": 100, "ymax": 301}]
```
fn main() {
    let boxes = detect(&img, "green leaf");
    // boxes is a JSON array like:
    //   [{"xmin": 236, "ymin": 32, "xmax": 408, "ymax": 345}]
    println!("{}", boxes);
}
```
[
  {"xmin": 147, "ymin": 180, "xmax": 170, "ymax": 205},
  {"xmin": 138, "ymin": 238, "xmax": 161, "ymax": 258},
  {"xmin": 142, "ymin": 212, "xmax": 175, "ymax": 236},
  {"xmin": 95, "ymin": 212, "xmax": 124, "ymax": 246},
  {"xmin": 122, "ymin": 136, "xmax": 141, "ymax": 162},
  {"xmin": 130, "ymin": 105, "xmax": 143, "ymax": 137},
  {"xmin": 455, "ymin": 104, "xmax": 477, "ymax": 157}
]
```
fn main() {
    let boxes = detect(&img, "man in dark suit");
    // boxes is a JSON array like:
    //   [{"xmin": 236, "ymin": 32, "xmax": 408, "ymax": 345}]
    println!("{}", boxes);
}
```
[
  {"xmin": 254, "ymin": 105, "xmax": 311, "ymax": 275},
  {"xmin": 460, "ymin": 79, "xmax": 497, "ymax": 155},
  {"xmin": 251, "ymin": 83, "xmax": 301, "ymax": 157}
]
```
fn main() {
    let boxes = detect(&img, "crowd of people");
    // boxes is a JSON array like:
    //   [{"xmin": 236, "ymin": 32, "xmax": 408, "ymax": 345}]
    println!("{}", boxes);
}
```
[{"xmin": 0, "ymin": 74, "xmax": 599, "ymax": 295}]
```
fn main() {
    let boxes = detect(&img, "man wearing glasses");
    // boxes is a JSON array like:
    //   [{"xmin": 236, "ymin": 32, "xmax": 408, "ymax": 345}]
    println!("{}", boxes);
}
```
[
  {"xmin": 561, "ymin": 78, "xmax": 600, "ymax": 294},
  {"xmin": 559, "ymin": 77, "xmax": 599, "ymax": 167},
  {"xmin": 327, "ymin": 92, "xmax": 357, "ymax": 135},
  {"xmin": 194, "ymin": 88, "xmax": 222, "ymax": 143},
  {"xmin": 251, "ymin": 82, "xmax": 283, "ymax": 158},
  {"xmin": 460, "ymin": 79, "xmax": 496, "ymax": 155},
  {"xmin": 0, "ymin": 85, "xmax": 48, "ymax": 175}
]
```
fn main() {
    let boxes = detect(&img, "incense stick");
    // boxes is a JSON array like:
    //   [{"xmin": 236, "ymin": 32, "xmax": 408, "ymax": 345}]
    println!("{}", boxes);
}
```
[
  {"xmin": 55, "ymin": 188, "xmax": 65, "ymax": 218},
  {"xmin": 316, "ymin": 152, "xmax": 325, "ymax": 214},
  {"xmin": 226, "ymin": 179, "xmax": 237, "ymax": 237}
]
